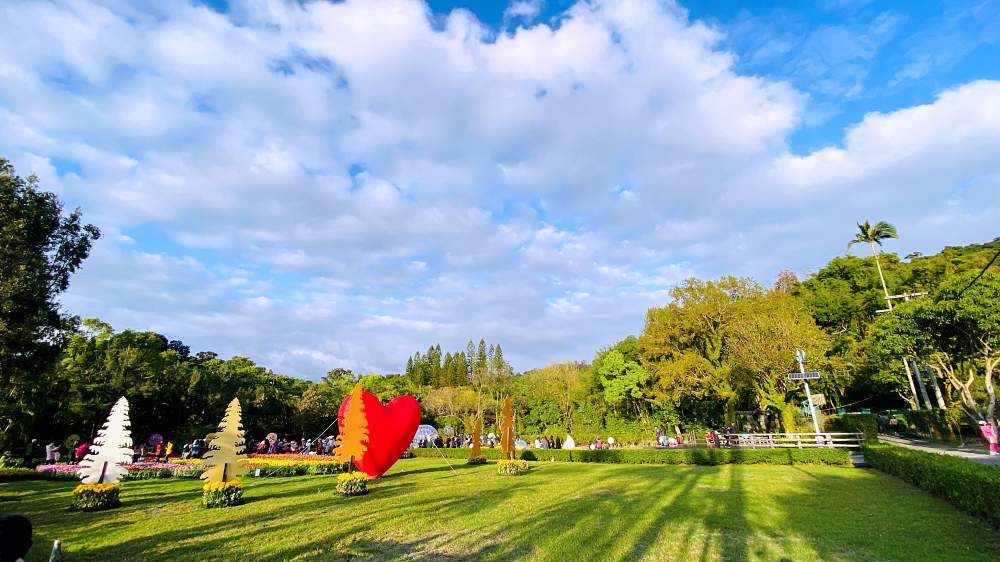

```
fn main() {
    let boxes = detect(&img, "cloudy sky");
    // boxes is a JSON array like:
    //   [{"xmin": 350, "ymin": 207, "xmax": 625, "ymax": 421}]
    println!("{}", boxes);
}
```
[{"xmin": 2, "ymin": 0, "xmax": 998, "ymax": 378}]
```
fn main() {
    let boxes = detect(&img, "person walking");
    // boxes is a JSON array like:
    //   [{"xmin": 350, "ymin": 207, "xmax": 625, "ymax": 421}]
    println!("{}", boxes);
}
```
[{"xmin": 978, "ymin": 421, "xmax": 999, "ymax": 456}]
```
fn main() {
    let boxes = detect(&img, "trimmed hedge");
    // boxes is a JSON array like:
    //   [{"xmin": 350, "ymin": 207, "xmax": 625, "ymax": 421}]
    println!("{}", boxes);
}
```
[
  {"xmin": 864, "ymin": 444, "xmax": 1000, "ymax": 527},
  {"xmin": 408, "ymin": 447, "xmax": 850, "ymax": 466}
]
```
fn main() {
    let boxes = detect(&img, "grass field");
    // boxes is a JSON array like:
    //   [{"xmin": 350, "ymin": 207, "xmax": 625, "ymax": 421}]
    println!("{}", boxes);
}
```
[{"xmin": 3, "ymin": 458, "xmax": 999, "ymax": 561}]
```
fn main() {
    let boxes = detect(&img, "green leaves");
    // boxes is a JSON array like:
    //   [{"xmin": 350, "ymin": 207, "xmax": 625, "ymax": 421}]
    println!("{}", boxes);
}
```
[{"xmin": 1, "ymin": 158, "xmax": 99, "ymax": 447}]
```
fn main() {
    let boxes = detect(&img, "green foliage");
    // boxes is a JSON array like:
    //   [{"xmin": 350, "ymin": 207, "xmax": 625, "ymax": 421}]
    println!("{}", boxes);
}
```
[
  {"xmin": 864, "ymin": 444, "xmax": 1000, "ymax": 527},
  {"xmin": 823, "ymin": 414, "xmax": 878, "ymax": 442},
  {"xmin": 409, "ymin": 447, "xmax": 850, "ymax": 466},
  {"xmin": 885, "ymin": 409, "xmax": 966, "ymax": 440},
  {"xmin": 594, "ymin": 341, "xmax": 650, "ymax": 414},
  {"xmin": 0, "ymin": 467, "xmax": 43, "ymax": 481},
  {"xmin": 1, "ymin": 158, "xmax": 100, "ymax": 447}
]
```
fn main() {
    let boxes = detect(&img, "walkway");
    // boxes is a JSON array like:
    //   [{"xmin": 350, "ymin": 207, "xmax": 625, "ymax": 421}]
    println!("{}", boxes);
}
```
[{"xmin": 879, "ymin": 434, "xmax": 1000, "ymax": 466}]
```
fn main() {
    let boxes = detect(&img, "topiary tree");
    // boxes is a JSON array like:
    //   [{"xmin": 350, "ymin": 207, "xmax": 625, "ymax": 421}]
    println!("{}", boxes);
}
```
[
  {"xmin": 499, "ymin": 396, "xmax": 515, "ymax": 460},
  {"xmin": 334, "ymin": 384, "xmax": 369, "ymax": 472},
  {"xmin": 78, "ymin": 397, "xmax": 133, "ymax": 484},
  {"xmin": 468, "ymin": 413, "xmax": 483, "ymax": 461},
  {"xmin": 201, "ymin": 398, "xmax": 246, "ymax": 483}
]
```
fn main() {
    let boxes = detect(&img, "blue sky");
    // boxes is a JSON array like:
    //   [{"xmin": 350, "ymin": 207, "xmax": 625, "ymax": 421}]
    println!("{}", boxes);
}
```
[{"xmin": 1, "ymin": 0, "xmax": 998, "ymax": 378}]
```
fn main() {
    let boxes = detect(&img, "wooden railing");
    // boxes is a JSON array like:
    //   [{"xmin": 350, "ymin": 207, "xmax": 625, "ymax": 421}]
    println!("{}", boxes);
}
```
[{"xmin": 698, "ymin": 432, "xmax": 865, "ymax": 449}]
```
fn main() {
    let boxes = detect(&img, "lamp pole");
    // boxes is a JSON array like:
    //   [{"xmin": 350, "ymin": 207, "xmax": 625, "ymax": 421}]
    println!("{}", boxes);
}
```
[{"xmin": 796, "ymin": 348, "xmax": 821, "ymax": 435}]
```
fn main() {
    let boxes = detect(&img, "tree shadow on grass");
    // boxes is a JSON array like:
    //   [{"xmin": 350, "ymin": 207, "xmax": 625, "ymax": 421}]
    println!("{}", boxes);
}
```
[{"xmin": 766, "ymin": 468, "xmax": 1000, "ymax": 562}]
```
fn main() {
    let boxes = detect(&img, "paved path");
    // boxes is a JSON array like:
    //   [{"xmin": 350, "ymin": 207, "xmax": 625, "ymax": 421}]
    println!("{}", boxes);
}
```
[{"xmin": 879, "ymin": 434, "xmax": 1000, "ymax": 466}]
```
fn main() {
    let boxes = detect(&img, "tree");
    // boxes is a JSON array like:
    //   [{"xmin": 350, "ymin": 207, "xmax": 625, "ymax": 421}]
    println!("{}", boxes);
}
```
[
  {"xmin": 423, "ymin": 386, "xmax": 478, "ymax": 427},
  {"xmin": 334, "ymin": 384, "xmax": 369, "ymax": 472},
  {"xmin": 78, "ymin": 397, "xmax": 133, "ymax": 484},
  {"xmin": 499, "ymin": 396, "xmax": 515, "ymax": 460},
  {"xmin": 522, "ymin": 362, "xmax": 587, "ymax": 432},
  {"xmin": 725, "ymin": 292, "xmax": 831, "ymax": 430},
  {"xmin": 848, "ymin": 220, "xmax": 898, "ymax": 310},
  {"xmin": 201, "ymin": 398, "xmax": 246, "ymax": 483},
  {"xmin": 924, "ymin": 272, "xmax": 1000, "ymax": 442},
  {"xmin": 1, "ymin": 158, "xmax": 100, "ymax": 446},
  {"xmin": 593, "ymin": 344, "xmax": 650, "ymax": 416}
]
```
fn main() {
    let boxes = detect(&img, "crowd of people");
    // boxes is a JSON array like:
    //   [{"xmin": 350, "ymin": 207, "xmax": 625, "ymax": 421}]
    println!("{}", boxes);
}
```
[{"xmin": 246, "ymin": 436, "xmax": 337, "ymax": 456}]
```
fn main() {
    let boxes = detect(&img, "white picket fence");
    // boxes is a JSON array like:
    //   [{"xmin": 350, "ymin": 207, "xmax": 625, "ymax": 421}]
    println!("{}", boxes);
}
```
[{"xmin": 696, "ymin": 432, "xmax": 866, "ymax": 449}]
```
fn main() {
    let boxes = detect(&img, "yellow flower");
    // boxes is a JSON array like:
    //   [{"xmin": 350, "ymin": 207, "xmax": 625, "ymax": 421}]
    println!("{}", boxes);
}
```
[
  {"xmin": 202, "ymin": 480, "xmax": 243, "ymax": 493},
  {"xmin": 336, "ymin": 472, "xmax": 369, "ymax": 483},
  {"xmin": 73, "ymin": 483, "xmax": 121, "ymax": 494}
]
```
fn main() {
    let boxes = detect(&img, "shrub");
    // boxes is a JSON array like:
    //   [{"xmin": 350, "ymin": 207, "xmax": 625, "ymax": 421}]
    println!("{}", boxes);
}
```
[
  {"xmin": 824, "ymin": 414, "xmax": 878, "ymax": 442},
  {"xmin": 466, "ymin": 457, "xmax": 487, "ymax": 465},
  {"xmin": 408, "ymin": 447, "xmax": 850, "ymax": 466},
  {"xmin": 336, "ymin": 472, "xmax": 369, "ymax": 496},
  {"xmin": 72, "ymin": 483, "xmax": 121, "ymax": 511},
  {"xmin": 0, "ymin": 455, "xmax": 25, "ymax": 468},
  {"xmin": 0, "ymin": 468, "xmax": 43, "ymax": 482},
  {"xmin": 884, "ymin": 409, "xmax": 967, "ymax": 440},
  {"xmin": 202, "ymin": 481, "xmax": 245, "ymax": 508},
  {"xmin": 864, "ymin": 444, "xmax": 1000, "ymax": 527},
  {"xmin": 497, "ymin": 459, "xmax": 530, "ymax": 476}
]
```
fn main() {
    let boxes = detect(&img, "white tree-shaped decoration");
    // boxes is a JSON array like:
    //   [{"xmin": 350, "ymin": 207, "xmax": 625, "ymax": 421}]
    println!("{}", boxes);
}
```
[
  {"xmin": 78, "ymin": 397, "xmax": 133, "ymax": 484},
  {"xmin": 201, "ymin": 398, "xmax": 246, "ymax": 483}
]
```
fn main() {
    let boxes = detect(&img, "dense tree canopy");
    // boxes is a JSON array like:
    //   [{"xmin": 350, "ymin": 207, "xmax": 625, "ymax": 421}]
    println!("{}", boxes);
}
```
[{"xmin": 1, "ymin": 158, "xmax": 99, "ymax": 446}]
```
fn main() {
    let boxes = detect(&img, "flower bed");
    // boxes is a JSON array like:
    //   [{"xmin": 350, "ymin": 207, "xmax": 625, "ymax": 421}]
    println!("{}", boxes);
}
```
[
  {"xmin": 202, "ymin": 481, "xmax": 245, "ymax": 508},
  {"xmin": 0, "ymin": 468, "xmax": 43, "ymax": 482},
  {"xmin": 245, "ymin": 455, "xmax": 344, "ymax": 477},
  {"xmin": 335, "ymin": 472, "xmax": 369, "ymax": 496},
  {"xmin": 497, "ymin": 459, "xmax": 530, "ymax": 476},
  {"xmin": 466, "ymin": 457, "xmax": 487, "ymax": 465},
  {"xmin": 35, "ymin": 462, "xmax": 203, "ymax": 480},
  {"xmin": 72, "ymin": 483, "xmax": 121, "ymax": 511}
]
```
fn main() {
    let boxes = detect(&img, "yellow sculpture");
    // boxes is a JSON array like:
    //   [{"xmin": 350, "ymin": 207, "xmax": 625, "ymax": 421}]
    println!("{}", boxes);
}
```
[
  {"xmin": 499, "ymin": 396, "xmax": 515, "ymax": 460},
  {"xmin": 201, "ymin": 398, "xmax": 246, "ymax": 483},
  {"xmin": 334, "ymin": 384, "xmax": 369, "ymax": 473},
  {"xmin": 469, "ymin": 414, "xmax": 483, "ymax": 461}
]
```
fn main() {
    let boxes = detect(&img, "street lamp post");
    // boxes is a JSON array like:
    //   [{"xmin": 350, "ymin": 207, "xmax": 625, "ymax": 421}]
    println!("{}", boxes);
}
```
[{"xmin": 794, "ymin": 348, "xmax": 822, "ymax": 435}]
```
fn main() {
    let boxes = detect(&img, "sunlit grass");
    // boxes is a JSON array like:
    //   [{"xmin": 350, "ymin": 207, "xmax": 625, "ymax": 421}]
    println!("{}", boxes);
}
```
[{"xmin": 3, "ymin": 458, "xmax": 999, "ymax": 561}]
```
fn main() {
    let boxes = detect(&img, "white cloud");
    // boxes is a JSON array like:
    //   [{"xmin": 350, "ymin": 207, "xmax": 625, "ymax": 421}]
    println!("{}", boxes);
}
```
[
  {"xmin": 504, "ymin": 1, "xmax": 544, "ymax": 24},
  {"xmin": 1, "ymin": 0, "xmax": 998, "ymax": 377}
]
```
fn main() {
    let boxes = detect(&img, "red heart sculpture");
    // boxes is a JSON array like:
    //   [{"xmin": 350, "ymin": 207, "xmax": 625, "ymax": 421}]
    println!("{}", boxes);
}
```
[{"xmin": 338, "ymin": 390, "xmax": 421, "ymax": 478}]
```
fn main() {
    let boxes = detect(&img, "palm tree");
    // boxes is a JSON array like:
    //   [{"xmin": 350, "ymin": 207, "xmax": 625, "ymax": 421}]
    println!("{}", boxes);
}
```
[{"xmin": 848, "ymin": 220, "xmax": 898, "ymax": 309}]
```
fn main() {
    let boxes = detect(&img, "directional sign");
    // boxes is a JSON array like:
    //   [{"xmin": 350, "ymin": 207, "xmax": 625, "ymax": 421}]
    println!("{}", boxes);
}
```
[{"xmin": 787, "ymin": 371, "xmax": 820, "ymax": 380}]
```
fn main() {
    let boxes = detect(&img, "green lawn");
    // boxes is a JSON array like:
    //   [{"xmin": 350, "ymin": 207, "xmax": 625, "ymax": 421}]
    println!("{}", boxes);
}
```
[{"xmin": 3, "ymin": 458, "xmax": 999, "ymax": 561}]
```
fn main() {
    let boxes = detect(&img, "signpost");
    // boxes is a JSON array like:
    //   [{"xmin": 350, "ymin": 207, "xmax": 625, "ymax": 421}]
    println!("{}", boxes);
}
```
[{"xmin": 789, "ymin": 349, "xmax": 822, "ymax": 435}]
